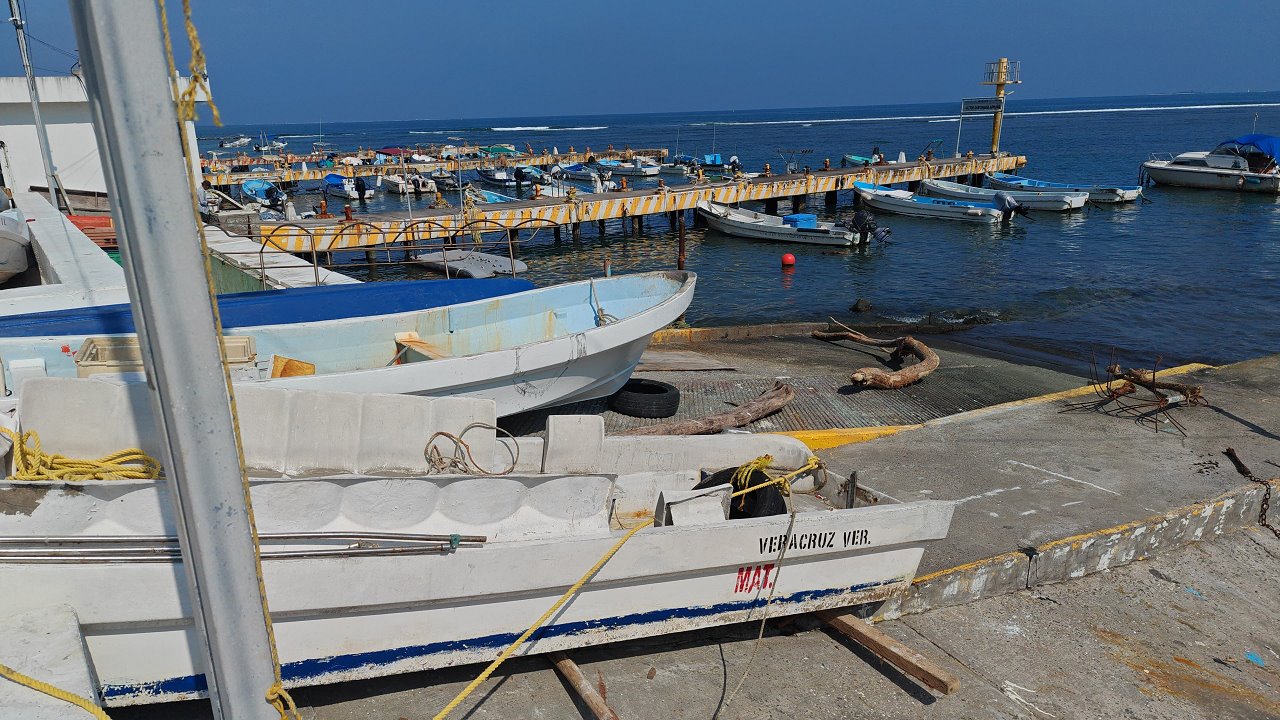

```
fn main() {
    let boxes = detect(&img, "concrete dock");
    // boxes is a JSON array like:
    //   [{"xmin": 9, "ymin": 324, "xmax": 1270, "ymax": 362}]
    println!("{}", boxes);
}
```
[{"xmin": 110, "ymin": 329, "xmax": 1280, "ymax": 720}]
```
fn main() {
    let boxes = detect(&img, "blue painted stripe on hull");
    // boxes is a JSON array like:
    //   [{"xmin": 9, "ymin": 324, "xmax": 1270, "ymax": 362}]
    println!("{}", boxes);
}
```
[
  {"xmin": 100, "ymin": 577, "xmax": 902, "ymax": 701},
  {"xmin": 0, "ymin": 279, "xmax": 535, "ymax": 338}
]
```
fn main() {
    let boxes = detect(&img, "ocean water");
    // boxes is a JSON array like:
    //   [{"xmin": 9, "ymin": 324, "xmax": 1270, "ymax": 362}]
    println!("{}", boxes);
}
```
[{"xmin": 199, "ymin": 92, "xmax": 1280, "ymax": 371}]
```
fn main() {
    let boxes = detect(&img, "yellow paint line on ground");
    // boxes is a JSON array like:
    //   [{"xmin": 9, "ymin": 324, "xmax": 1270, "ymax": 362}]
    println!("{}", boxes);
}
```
[{"xmin": 774, "ymin": 425, "xmax": 922, "ymax": 450}]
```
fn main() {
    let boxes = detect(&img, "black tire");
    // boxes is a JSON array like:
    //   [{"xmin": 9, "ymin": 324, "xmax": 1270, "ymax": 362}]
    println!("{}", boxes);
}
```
[{"xmin": 609, "ymin": 379, "xmax": 680, "ymax": 419}]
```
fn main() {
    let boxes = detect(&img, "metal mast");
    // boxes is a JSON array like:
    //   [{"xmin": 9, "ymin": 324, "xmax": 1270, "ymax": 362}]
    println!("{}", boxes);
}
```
[
  {"xmin": 8, "ymin": 0, "xmax": 74, "ymax": 210},
  {"xmin": 981, "ymin": 57, "xmax": 1021, "ymax": 156},
  {"xmin": 66, "ymin": 1, "xmax": 279, "ymax": 718}
]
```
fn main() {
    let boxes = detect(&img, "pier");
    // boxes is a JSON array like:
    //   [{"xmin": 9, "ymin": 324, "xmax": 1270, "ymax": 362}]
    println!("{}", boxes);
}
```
[{"xmin": 257, "ymin": 152, "xmax": 1026, "ymax": 252}]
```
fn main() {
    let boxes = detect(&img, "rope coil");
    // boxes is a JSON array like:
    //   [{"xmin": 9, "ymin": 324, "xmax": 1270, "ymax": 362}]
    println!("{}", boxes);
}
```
[{"xmin": 1, "ymin": 428, "xmax": 160, "ymax": 482}]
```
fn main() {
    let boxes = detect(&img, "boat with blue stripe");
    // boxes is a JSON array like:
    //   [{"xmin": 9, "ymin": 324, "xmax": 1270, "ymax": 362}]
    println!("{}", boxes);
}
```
[
  {"xmin": 854, "ymin": 181, "xmax": 1004, "ymax": 222},
  {"xmin": 985, "ymin": 172, "xmax": 1142, "ymax": 203}
]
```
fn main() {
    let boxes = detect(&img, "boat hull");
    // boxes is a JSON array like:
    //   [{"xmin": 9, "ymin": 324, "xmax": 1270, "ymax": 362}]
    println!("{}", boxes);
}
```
[
  {"xmin": 920, "ymin": 179, "xmax": 1087, "ymax": 211},
  {"xmin": 986, "ymin": 173, "xmax": 1141, "ymax": 203},
  {"xmin": 0, "ymin": 272, "xmax": 696, "ymax": 417},
  {"xmin": 856, "ymin": 188, "xmax": 1002, "ymax": 223},
  {"xmin": 1141, "ymin": 161, "xmax": 1280, "ymax": 193},
  {"xmin": 697, "ymin": 201, "xmax": 854, "ymax": 246},
  {"xmin": 0, "ymin": 476, "xmax": 952, "ymax": 706},
  {"xmin": 0, "ymin": 210, "xmax": 32, "ymax": 284}
]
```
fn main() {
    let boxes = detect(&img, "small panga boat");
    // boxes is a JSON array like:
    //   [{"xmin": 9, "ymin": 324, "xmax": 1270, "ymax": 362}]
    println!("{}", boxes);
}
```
[
  {"xmin": 985, "ymin": 172, "xmax": 1141, "ymax": 203},
  {"xmin": 854, "ymin": 182, "xmax": 1003, "ymax": 223},
  {"xmin": 697, "ymin": 200, "xmax": 855, "ymax": 246},
  {"xmin": 920, "ymin": 178, "xmax": 1087, "ymax": 211}
]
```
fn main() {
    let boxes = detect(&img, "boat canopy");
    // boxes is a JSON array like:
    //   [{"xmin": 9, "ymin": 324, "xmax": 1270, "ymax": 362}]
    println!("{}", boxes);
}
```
[
  {"xmin": 323, "ymin": 173, "xmax": 347, "ymax": 185},
  {"xmin": 1217, "ymin": 134, "xmax": 1280, "ymax": 159},
  {"xmin": 703, "ymin": 153, "xmax": 723, "ymax": 166}
]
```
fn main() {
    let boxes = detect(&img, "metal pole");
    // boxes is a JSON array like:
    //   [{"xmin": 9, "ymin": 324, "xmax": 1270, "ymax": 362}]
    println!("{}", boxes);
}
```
[
  {"xmin": 954, "ymin": 103, "xmax": 964, "ymax": 158},
  {"xmin": 67, "ymin": 2, "xmax": 278, "ymax": 719},
  {"xmin": 8, "ymin": 0, "xmax": 74, "ymax": 211},
  {"xmin": 990, "ymin": 57, "xmax": 1008, "ymax": 156}
]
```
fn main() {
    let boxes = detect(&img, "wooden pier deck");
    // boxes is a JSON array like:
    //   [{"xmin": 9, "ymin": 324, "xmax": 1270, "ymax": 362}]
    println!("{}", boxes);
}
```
[{"xmin": 257, "ymin": 153, "xmax": 1027, "ymax": 252}]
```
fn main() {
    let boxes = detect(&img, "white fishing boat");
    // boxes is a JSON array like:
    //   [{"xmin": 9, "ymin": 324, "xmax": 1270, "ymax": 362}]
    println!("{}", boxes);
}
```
[
  {"xmin": 854, "ymin": 182, "xmax": 1003, "ymax": 223},
  {"xmin": 323, "ymin": 173, "xmax": 375, "ymax": 200},
  {"xmin": 554, "ymin": 162, "xmax": 609, "ymax": 181},
  {"xmin": 0, "ymin": 377, "xmax": 955, "ymax": 707},
  {"xmin": 659, "ymin": 163, "xmax": 690, "ymax": 177},
  {"xmin": 920, "ymin": 178, "xmax": 1088, "ymax": 211},
  {"xmin": 218, "ymin": 134, "xmax": 250, "ymax": 149},
  {"xmin": 413, "ymin": 248, "xmax": 529, "ymax": 278},
  {"xmin": 985, "ymin": 172, "xmax": 1142, "ymax": 203},
  {"xmin": 381, "ymin": 173, "xmax": 436, "ymax": 195},
  {"xmin": 0, "ymin": 208, "xmax": 33, "ymax": 285},
  {"xmin": 1141, "ymin": 134, "xmax": 1280, "ymax": 194},
  {"xmin": 605, "ymin": 157, "xmax": 661, "ymax": 177},
  {"xmin": 0, "ymin": 271, "xmax": 696, "ymax": 417},
  {"xmin": 253, "ymin": 134, "xmax": 287, "ymax": 153},
  {"xmin": 475, "ymin": 167, "xmax": 526, "ymax": 187},
  {"xmin": 696, "ymin": 200, "xmax": 854, "ymax": 246}
]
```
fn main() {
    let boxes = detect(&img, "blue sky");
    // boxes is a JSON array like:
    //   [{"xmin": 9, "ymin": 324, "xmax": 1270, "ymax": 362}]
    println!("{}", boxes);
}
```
[{"xmin": 3, "ymin": 1, "xmax": 1276, "ymax": 123}]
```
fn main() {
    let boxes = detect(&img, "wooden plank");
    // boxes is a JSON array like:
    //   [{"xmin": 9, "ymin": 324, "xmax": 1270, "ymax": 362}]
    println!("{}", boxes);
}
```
[
  {"xmin": 548, "ymin": 652, "xmax": 621, "ymax": 720},
  {"xmin": 816, "ymin": 610, "xmax": 960, "ymax": 695},
  {"xmin": 637, "ymin": 349, "xmax": 735, "ymax": 372}
]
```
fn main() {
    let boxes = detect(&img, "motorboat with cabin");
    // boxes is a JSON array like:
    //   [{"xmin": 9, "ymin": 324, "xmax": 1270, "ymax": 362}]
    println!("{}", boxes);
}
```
[{"xmin": 1141, "ymin": 134, "xmax": 1280, "ymax": 193}]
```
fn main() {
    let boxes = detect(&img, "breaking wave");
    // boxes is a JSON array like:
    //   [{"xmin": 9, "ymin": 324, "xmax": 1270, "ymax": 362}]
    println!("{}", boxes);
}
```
[{"xmin": 491, "ymin": 125, "xmax": 552, "ymax": 131}]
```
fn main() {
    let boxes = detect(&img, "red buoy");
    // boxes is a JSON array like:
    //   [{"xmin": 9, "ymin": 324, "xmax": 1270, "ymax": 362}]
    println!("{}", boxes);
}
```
[{"xmin": 781, "ymin": 253, "xmax": 796, "ymax": 266}]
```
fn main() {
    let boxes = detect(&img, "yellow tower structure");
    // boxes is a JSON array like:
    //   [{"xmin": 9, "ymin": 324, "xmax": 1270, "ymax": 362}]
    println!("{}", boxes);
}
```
[{"xmin": 981, "ymin": 58, "xmax": 1021, "ymax": 155}]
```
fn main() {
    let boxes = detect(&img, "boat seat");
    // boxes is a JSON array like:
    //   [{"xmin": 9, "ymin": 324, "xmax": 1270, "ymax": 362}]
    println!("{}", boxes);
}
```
[
  {"xmin": 14, "ymin": 377, "xmax": 497, "ymax": 477},
  {"xmin": 4, "ymin": 473, "xmax": 617, "ymax": 540}
]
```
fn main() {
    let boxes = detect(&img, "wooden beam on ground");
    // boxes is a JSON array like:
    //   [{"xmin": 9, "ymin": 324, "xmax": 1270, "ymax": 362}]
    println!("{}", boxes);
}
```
[
  {"xmin": 548, "ymin": 651, "xmax": 621, "ymax": 720},
  {"xmin": 816, "ymin": 610, "xmax": 960, "ymax": 695}
]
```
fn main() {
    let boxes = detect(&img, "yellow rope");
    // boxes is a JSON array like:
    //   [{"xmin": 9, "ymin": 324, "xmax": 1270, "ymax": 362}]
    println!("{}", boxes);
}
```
[
  {"xmin": 433, "ymin": 518, "xmax": 654, "ymax": 720},
  {"xmin": 157, "ymin": 2, "xmax": 298, "ymax": 717},
  {"xmin": 0, "ymin": 661, "xmax": 111, "ymax": 719},
  {"xmin": 2, "ymin": 428, "xmax": 160, "ymax": 481},
  {"xmin": 434, "ymin": 455, "xmax": 824, "ymax": 718}
]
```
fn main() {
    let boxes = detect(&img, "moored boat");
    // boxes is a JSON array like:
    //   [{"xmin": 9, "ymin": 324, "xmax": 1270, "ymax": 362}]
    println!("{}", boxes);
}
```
[
  {"xmin": 240, "ymin": 178, "xmax": 287, "ymax": 208},
  {"xmin": 697, "ymin": 200, "xmax": 854, "ymax": 246},
  {"xmin": 323, "ymin": 173, "xmax": 375, "ymax": 200},
  {"xmin": 985, "ymin": 172, "xmax": 1142, "ymax": 203},
  {"xmin": 854, "ymin": 182, "xmax": 1003, "ymax": 223},
  {"xmin": 381, "ymin": 173, "xmax": 436, "ymax": 195},
  {"xmin": 605, "ymin": 156, "xmax": 661, "ymax": 176},
  {"xmin": 1140, "ymin": 134, "xmax": 1280, "ymax": 194},
  {"xmin": 554, "ymin": 162, "xmax": 609, "ymax": 181},
  {"xmin": 218, "ymin": 134, "xmax": 251, "ymax": 149},
  {"xmin": 920, "ymin": 178, "xmax": 1088, "ymax": 211},
  {"xmin": 0, "ymin": 271, "xmax": 698, "ymax": 417}
]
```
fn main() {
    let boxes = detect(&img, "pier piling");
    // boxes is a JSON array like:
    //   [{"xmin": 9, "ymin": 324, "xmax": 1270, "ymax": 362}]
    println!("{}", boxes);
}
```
[
  {"xmin": 572, "ymin": 222, "xmax": 581, "ymax": 241},
  {"xmin": 553, "ymin": 225, "xmax": 561, "ymax": 241},
  {"xmin": 597, "ymin": 219, "xmax": 606, "ymax": 236},
  {"xmin": 677, "ymin": 212, "xmax": 686, "ymax": 270},
  {"xmin": 825, "ymin": 190, "xmax": 837, "ymax": 210},
  {"xmin": 791, "ymin": 195, "xmax": 806, "ymax": 213},
  {"xmin": 764, "ymin": 198, "xmax": 778, "ymax": 215}
]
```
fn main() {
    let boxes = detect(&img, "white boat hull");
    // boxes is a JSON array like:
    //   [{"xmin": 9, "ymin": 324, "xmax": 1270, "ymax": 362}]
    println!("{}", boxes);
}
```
[
  {"xmin": 985, "ymin": 174, "xmax": 1141, "ymax": 203},
  {"xmin": 697, "ymin": 201, "xmax": 854, "ymax": 246},
  {"xmin": 0, "ymin": 474, "xmax": 952, "ymax": 706},
  {"xmin": 1141, "ymin": 160, "xmax": 1280, "ymax": 193},
  {"xmin": 856, "ymin": 187, "xmax": 1002, "ymax": 223},
  {"xmin": 0, "ymin": 272, "xmax": 697, "ymax": 417},
  {"xmin": 414, "ymin": 249, "xmax": 528, "ymax": 278},
  {"xmin": 920, "ymin": 179, "xmax": 1087, "ymax": 211}
]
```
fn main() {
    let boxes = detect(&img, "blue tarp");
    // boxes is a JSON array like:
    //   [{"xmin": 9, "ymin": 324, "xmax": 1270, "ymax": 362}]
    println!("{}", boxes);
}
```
[
  {"xmin": 702, "ymin": 153, "xmax": 723, "ymax": 166},
  {"xmin": 1219, "ymin": 134, "xmax": 1280, "ymax": 159},
  {"xmin": 0, "ymin": 279, "xmax": 535, "ymax": 338}
]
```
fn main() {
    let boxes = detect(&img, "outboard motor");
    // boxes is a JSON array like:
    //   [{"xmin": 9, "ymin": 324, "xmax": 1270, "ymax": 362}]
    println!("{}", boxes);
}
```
[
  {"xmin": 993, "ymin": 192, "xmax": 1029, "ymax": 222},
  {"xmin": 848, "ymin": 209, "xmax": 891, "ymax": 244}
]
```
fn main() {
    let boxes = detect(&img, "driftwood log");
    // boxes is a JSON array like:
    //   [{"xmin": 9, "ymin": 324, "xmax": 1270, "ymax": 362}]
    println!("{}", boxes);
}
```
[
  {"xmin": 1106, "ymin": 364, "xmax": 1205, "ymax": 405},
  {"xmin": 812, "ymin": 319, "xmax": 939, "ymax": 389},
  {"xmin": 618, "ymin": 381, "xmax": 794, "ymax": 436}
]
